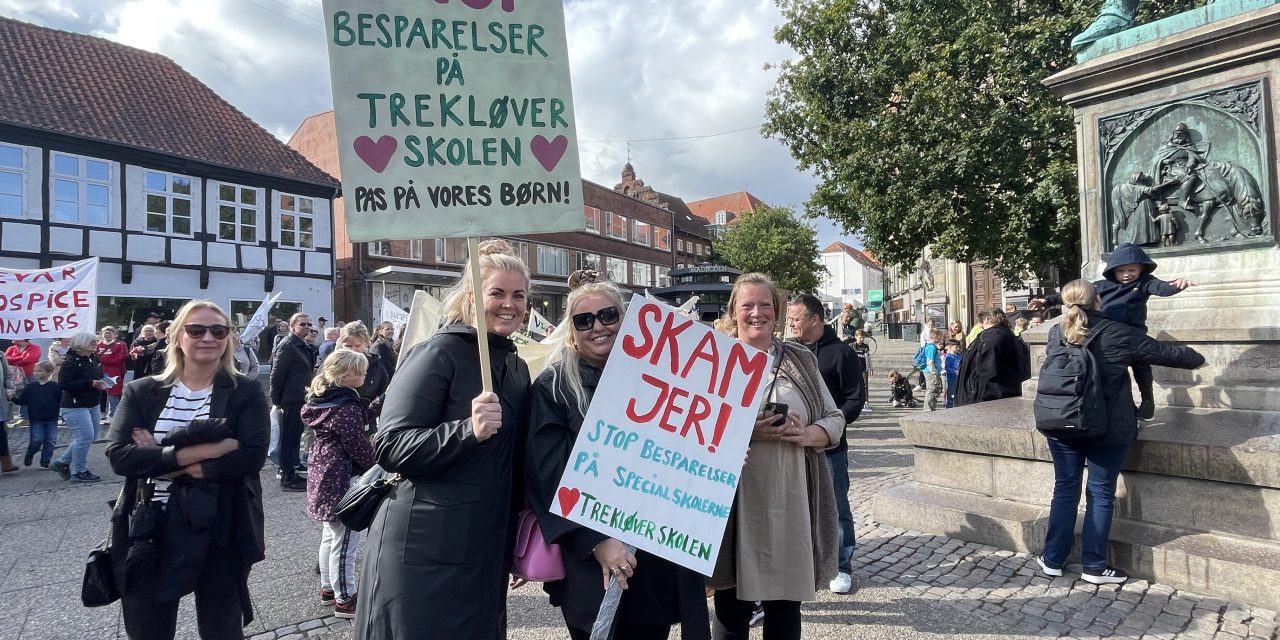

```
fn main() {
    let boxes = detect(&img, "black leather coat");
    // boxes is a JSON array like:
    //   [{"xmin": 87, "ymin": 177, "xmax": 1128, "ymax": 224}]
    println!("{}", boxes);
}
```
[{"xmin": 353, "ymin": 324, "xmax": 530, "ymax": 640}]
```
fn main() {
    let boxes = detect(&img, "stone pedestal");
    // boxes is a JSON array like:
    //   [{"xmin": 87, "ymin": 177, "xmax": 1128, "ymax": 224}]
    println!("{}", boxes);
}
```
[{"xmin": 872, "ymin": 3, "xmax": 1280, "ymax": 610}]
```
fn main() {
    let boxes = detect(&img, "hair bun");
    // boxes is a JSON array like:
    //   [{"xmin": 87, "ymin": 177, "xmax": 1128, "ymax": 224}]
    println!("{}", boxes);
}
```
[
  {"xmin": 568, "ymin": 269, "xmax": 602, "ymax": 291},
  {"xmin": 476, "ymin": 239, "xmax": 514, "ymax": 257}
]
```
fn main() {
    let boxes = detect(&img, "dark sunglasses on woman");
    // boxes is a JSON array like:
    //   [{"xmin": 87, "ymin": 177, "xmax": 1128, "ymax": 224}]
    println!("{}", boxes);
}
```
[
  {"xmin": 183, "ymin": 324, "xmax": 231, "ymax": 340},
  {"xmin": 571, "ymin": 307, "xmax": 621, "ymax": 331}
]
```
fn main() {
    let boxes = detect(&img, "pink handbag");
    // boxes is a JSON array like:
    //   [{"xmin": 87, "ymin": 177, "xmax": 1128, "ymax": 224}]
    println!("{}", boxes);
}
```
[{"xmin": 512, "ymin": 508, "xmax": 564, "ymax": 582}]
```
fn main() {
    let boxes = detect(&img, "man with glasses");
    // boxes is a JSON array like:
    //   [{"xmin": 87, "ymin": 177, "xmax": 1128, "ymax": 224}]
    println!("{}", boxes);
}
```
[{"xmin": 270, "ymin": 313, "xmax": 315, "ymax": 492}]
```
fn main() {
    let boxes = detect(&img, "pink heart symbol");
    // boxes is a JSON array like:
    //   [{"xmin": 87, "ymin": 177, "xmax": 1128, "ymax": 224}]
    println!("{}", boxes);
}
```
[
  {"xmin": 556, "ymin": 486, "xmax": 581, "ymax": 517},
  {"xmin": 531, "ymin": 135, "xmax": 568, "ymax": 172},
  {"xmin": 353, "ymin": 135, "xmax": 398, "ymax": 173}
]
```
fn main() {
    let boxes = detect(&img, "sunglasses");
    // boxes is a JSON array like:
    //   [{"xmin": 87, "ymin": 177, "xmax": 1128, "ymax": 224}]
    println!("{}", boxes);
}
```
[
  {"xmin": 182, "ymin": 324, "xmax": 231, "ymax": 340},
  {"xmin": 571, "ymin": 307, "xmax": 621, "ymax": 332}
]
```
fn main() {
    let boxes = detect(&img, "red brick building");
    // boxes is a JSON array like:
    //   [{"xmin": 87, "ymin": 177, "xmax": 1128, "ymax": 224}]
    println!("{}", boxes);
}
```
[{"xmin": 288, "ymin": 112, "xmax": 714, "ymax": 324}]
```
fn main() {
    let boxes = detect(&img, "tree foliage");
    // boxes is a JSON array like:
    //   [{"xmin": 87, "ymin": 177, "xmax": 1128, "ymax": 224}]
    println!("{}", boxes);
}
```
[
  {"xmin": 716, "ymin": 204, "xmax": 828, "ymax": 294},
  {"xmin": 764, "ymin": 0, "xmax": 1200, "ymax": 283}
]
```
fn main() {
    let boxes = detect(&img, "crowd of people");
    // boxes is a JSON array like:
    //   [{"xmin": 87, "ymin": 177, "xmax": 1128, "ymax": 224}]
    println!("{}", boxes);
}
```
[{"xmin": 0, "ymin": 241, "xmax": 1206, "ymax": 638}]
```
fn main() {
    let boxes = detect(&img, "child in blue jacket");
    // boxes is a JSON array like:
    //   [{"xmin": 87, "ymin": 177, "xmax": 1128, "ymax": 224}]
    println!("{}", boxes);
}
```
[
  {"xmin": 943, "ymin": 340, "xmax": 962, "ymax": 409},
  {"xmin": 1035, "ymin": 242, "xmax": 1193, "ymax": 419}
]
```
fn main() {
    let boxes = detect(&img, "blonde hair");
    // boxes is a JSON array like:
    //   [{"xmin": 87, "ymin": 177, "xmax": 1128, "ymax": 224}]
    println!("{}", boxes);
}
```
[
  {"xmin": 440, "ymin": 239, "xmax": 531, "ymax": 327},
  {"xmin": 1059, "ymin": 279, "xmax": 1097, "ymax": 345},
  {"xmin": 546, "ymin": 278, "xmax": 626, "ymax": 417},
  {"xmin": 308, "ymin": 348, "xmax": 368, "ymax": 398},
  {"xmin": 1014, "ymin": 317, "xmax": 1029, "ymax": 331},
  {"xmin": 718, "ymin": 273, "xmax": 785, "ymax": 338},
  {"xmin": 156, "ymin": 300, "xmax": 241, "ymax": 386},
  {"xmin": 339, "ymin": 320, "xmax": 371, "ymax": 347}
]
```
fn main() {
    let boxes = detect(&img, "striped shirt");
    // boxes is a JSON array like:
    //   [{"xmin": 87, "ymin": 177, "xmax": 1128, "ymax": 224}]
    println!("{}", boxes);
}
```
[{"xmin": 152, "ymin": 382, "xmax": 212, "ymax": 502}]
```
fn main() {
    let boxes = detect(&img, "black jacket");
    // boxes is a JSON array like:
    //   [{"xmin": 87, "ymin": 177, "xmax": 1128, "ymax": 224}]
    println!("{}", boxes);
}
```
[
  {"xmin": 104, "ymin": 373, "xmax": 268, "ymax": 620},
  {"xmin": 525, "ymin": 358, "xmax": 710, "ymax": 637},
  {"xmin": 1049, "ymin": 311, "xmax": 1203, "ymax": 446},
  {"xmin": 372, "ymin": 338, "xmax": 398, "ymax": 379},
  {"xmin": 14, "ymin": 380, "xmax": 61, "ymax": 420},
  {"xmin": 270, "ymin": 333, "xmax": 315, "ymax": 406},
  {"xmin": 1043, "ymin": 242, "xmax": 1182, "ymax": 330},
  {"xmin": 354, "ymin": 324, "xmax": 530, "ymax": 640},
  {"xmin": 955, "ymin": 324, "xmax": 1027, "ymax": 407},
  {"xmin": 356, "ymin": 350, "xmax": 390, "ymax": 404},
  {"xmin": 59, "ymin": 351, "xmax": 103, "ymax": 408},
  {"xmin": 144, "ymin": 338, "xmax": 168, "ymax": 376},
  {"xmin": 130, "ymin": 337, "xmax": 158, "ymax": 379},
  {"xmin": 792, "ymin": 326, "xmax": 866, "ymax": 453}
]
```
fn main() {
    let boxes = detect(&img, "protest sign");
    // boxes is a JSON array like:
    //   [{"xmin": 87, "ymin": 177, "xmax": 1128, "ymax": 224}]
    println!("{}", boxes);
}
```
[
  {"xmin": 0, "ymin": 258, "xmax": 98, "ymax": 339},
  {"xmin": 322, "ymin": 0, "xmax": 586, "ymax": 242},
  {"xmin": 527, "ymin": 308, "xmax": 553, "ymax": 337},
  {"xmin": 398, "ymin": 290, "xmax": 445, "ymax": 354},
  {"xmin": 239, "ymin": 291, "xmax": 283, "ymax": 345},
  {"xmin": 552, "ymin": 295, "xmax": 771, "ymax": 575},
  {"xmin": 378, "ymin": 296, "xmax": 410, "ymax": 333}
]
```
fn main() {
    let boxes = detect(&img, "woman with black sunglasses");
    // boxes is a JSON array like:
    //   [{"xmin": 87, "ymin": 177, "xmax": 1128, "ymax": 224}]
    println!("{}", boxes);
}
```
[
  {"xmin": 105, "ymin": 300, "xmax": 269, "ymax": 639},
  {"xmin": 525, "ymin": 270, "xmax": 711, "ymax": 640}
]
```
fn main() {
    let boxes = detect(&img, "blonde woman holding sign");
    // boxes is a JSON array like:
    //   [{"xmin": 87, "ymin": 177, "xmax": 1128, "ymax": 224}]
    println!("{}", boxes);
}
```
[
  {"xmin": 525, "ymin": 271, "xmax": 710, "ymax": 640},
  {"xmin": 354, "ymin": 240, "xmax": 532, "ymax": 640},
  {"xmin": 711, "ymin": 273, "xmax": 844, "ymax": 640}
]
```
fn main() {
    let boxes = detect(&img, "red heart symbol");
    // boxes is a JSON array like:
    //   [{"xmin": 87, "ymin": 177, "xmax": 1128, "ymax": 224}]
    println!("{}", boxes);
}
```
[
  {"xmin": 353, "ymin": 135, "xmax": 398, "ymax": 173},
  {"xmin": 556, "ymin": 486, "xmax": 581, "ymax": 517},
  {"xmin": 530, "ymin": 135, "xmax": 568, "ymax": 172}
]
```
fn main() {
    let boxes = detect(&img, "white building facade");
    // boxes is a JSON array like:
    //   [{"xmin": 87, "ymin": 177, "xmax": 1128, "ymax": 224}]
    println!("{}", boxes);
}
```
[{"xmin": 819, "ymin": 242, "xmax": 883, "ymax": 316}]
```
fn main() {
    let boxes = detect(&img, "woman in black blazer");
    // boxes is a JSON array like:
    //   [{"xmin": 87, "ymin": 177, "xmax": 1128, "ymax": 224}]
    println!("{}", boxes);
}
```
[{"xmin": 105, "ymin": 300, "xmax": 269, "ymax": 640}]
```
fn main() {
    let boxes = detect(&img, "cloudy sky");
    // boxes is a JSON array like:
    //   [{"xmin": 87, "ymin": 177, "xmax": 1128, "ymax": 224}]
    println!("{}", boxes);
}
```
[{"xmin": 0, "ymin": 0, "xmax": 849, "ymax": 246}]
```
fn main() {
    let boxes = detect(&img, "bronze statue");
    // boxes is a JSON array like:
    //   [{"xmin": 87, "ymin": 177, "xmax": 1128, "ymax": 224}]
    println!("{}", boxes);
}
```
[
  {"xmin": 1145, "ymin": 124, "xmax": 1264, "ymax": 243},
  {"xmin": 1110, "ymin": 171, "xmax": 1159, "ymax": 246},
  {"xmin": 1073, "ymin": 0, "xmax": 1222, "ymax": 54},
  {"xmin": 1153, "ymin": 202, "xmax": 1179, "ymax": 247}
]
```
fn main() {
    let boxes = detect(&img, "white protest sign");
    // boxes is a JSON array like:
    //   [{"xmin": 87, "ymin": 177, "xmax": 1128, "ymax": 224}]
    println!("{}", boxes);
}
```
[
  {"xmin": 379, "ymin": 296, "xmax": 410, "ymax": 332},
  {"xmin": 239, "ymin": 291, "xmax": 283, "ymax": 345},
  {"xmin": 322, "ymin": 0, "xmax": 585, "ymax": 241},
  {"xmin": 552, "ymin": 295, "xmax": 771, "ymax": 575},
  {"xmin": 0, "ymin": 258, "xmax": 98, "ymax": 339},
  {"xmin": 528, "ymin": 308, "xmax": 553, "ymax": 337},
  {"xmin": 398, "ymin": 290, "xmax": 445, "ymax": 354}
]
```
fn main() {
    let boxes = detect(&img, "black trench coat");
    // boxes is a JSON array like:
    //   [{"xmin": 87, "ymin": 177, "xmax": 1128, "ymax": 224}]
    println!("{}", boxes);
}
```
[
  {"xmin": 955, "ymin": 324, "xmax": 1027, "ymax": 406},
  {"xmin": 353, "ymin": 324, "xmax": 530, "ymax": 640}
]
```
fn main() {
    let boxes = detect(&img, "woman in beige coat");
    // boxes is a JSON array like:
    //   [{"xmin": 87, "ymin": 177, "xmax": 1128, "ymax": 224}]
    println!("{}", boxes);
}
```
[{"xmin": 710, "ymin": 273, "xmax": 843, "ymax": 640}]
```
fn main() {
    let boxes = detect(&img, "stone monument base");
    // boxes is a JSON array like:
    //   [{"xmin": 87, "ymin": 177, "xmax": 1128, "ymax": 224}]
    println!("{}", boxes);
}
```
[{"xmin": 872, "ymin": 400, "xmax": 1280, "ymax": 610}]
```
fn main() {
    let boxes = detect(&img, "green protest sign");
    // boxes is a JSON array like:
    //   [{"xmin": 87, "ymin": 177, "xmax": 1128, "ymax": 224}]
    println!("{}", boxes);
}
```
[{"xmin": 322, "ymin": 0, "xmax": 586, "ymax": 242}]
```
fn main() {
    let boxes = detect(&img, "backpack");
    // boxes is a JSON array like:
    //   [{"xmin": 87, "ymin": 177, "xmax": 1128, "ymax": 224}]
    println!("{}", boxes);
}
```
[
  {"xmin": 913, "ymin": 344, "xmax": 928, "ymax": 369},
  {"xmin": 1033, "ymin": 326, "xmax": 1107, "ymax": 439}
]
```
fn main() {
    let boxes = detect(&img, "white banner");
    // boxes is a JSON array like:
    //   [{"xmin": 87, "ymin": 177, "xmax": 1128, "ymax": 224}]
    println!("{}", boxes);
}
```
[
  {"xmin": 397, "ymin": 290, "xmax": 444, "ymax": 354},
  {"xmin": 528, "ymin": 308, "xmax": 554, "ymax": 337},
  {"xmin": 552, "ymin": 295, "xmax": 770, "ymax": 575},
  {"xmin": 0, "ymin": 258, "xmax": 98, "ymax": 339},
  {"xmin": 239, "ymin": 291, "xmax": 283, "ymax": 345},
  {"xmin": 379, "ymin": 297, "xmax": 410, "ymax": 332}
]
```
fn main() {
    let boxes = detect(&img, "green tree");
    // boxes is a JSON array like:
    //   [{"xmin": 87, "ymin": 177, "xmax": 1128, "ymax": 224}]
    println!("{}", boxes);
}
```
[
  {"xmin": 716, "ymin": 204, "xmax": 827, "ymax": 294},
  {"xmin": 763, "ymin": 0, "xmax": 1199, "ymax": 283}
]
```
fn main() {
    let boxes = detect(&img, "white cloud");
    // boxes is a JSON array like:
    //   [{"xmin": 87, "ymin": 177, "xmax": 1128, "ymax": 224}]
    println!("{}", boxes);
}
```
[{"xmin": 2, "ymin": 0, "xmax": 850, "ymax": 245}]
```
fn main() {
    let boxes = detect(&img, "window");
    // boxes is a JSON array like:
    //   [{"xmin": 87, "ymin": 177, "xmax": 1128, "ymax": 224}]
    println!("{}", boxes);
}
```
[
  {"xmin": 656, "ymin": 266, "xmax": 671, "ymax": 288},
  {"xmin": 631, "ymin": 262, "xmax": 652, "ymax": 287},
  {"xmin": 632, "ymin": 220, "xmax": 651, "ymax": 246},
  {"xmin": 142, "ymin": 170, "xmax": 194, "ymax": 235},
  {"xmin": 369, "ymin": 239, "xmax": 424, "ymax": 260},
  {"xmin": 277, "ymin": 193, "xmax": 315, "ymax": 249},
  {"xmin": 216, "ymin": 183, "xmax": 259, "ymax": 243},
  {"xmin": 606, "ymin": 257, "xmax": 628, "ymax": 284},
  {"xmin": 437, "ymin": 237, "xmax": 468, "ymax": 263},
  {"xmin": 696, "ymin": 244, "xmax": 704, "ymax": 257},
  {"xmin": 584, "ymin": 207, "xmax": 600, "ymax": 234},
  {"xmin": 677, "ymin": 238, "xmax": 685, "ymax": 253},
  {"xmin": 578, "ymin": 252, "xmax": 600, "ymax": 271},
  {"xmin": 0, "ymin": 143, "xmax": 24, "ymax": 218},
  {"xmin": 715, "ymin": 211, "xmax": 728, "ymax": 226},
  {"xmin": 51, "ymin": 152, "xmax": 112, "ymax": 226},
  {"xmin": 606, "ymin": 212, "xmax": 627, "ymax": 239},
  {"xmin": 654, "ymin": 227, "xmax": 671, "ymax": 251},
  {"xmin": 537, "ymin": 245, "xmax": 569, "ymax": 276},
  {"xmin": 510, "ymin": 240, "xmax": 530, "ymax": 264}
]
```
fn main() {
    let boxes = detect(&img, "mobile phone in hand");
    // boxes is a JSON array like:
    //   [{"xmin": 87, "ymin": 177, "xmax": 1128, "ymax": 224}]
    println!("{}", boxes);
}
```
[{"xmin": 762, "ymin": 402, "xmax": 789, "ymax": 421}]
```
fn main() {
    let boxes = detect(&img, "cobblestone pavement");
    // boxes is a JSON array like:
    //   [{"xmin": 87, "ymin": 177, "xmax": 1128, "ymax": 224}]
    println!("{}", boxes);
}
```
[{"xmin": 4, "ymin": 381, "xmax": 1277, "ymax": 639}]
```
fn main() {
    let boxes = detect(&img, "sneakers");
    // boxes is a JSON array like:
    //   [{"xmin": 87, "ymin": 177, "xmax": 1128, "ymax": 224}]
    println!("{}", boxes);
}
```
[
  {"xmin": 748, "ymin": 602, "xmax": 764, "ymax": 627},
  {"xmin": 829, "ymin": 572, "xmax": 854, "ymax": 594},
  {"xmin": 1035, "ymin": 555, "xmax": 1063, "ymax": 577},
  {"xmin": 51, "ymin": 460, "xmax": 71, "ymax": 480},
  {"xmin": 333, "ymin": 594, "xmax": 357, "ymax": 619},
  {"xmin": 1082, "ymin": 567, "xmax": 1129, "ymax": 585},
  {"xmin": 319, "ymin": 588, "xmax": 335, "ymax": 605},
  {"xmin": 71, "ymin": 470, "xmax": 102, "ymax": 483}
]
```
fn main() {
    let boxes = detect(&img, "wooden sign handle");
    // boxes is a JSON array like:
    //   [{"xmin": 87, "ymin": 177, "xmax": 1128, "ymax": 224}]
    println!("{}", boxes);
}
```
[{"xmin": 467, "ymin": 237, "xmax": 494, "ymax": 393}]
